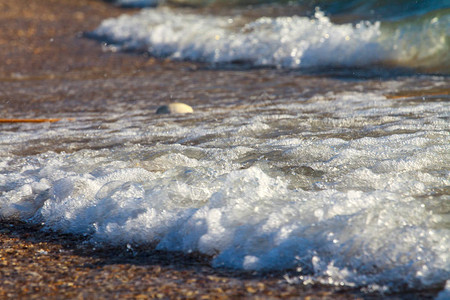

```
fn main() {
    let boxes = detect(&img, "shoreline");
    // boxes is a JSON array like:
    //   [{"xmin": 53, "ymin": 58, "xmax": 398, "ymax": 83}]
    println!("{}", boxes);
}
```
[
  {"xmin": 0, "ymin": 221, "xmax": 350, "ymax": 299},
  {"xmin": 0, "ymin": 0, "xmax": 447, "ymax": 299},
  {"xmin": 0, "ymin": 221, "xmax": 443, "ymax": 299}
]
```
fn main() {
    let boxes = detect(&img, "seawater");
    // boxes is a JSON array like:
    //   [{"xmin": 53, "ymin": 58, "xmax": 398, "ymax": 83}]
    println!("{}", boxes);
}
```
[
  {"xmin": 102, "ymin": 0, "xmax": 450, "ymax": 73},
  {"xmin": 1, "ymin": 0, "xmax": 450, "ymax": 295},
  {"xmin": 1, "ymin": 85, "xmax": 449, "ymax": 292}
]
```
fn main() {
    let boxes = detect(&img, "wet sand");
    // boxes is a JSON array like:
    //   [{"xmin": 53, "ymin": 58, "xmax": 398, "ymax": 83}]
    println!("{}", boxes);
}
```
[
  {"xmin": 1, "ymin": 221, "xmax": 361, "ymax": 299},
  {"xmin": 0, "ymin": 0, "xmax": 446, "ymax": 299}
]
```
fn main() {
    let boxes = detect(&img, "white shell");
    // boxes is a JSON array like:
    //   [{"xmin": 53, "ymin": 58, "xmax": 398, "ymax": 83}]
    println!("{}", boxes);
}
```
[{"xmin": 156, "ymin": 103, "xmax": 194, "ymax": 114}]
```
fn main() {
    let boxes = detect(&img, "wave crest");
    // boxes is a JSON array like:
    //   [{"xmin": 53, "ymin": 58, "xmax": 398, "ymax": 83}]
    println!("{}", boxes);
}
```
[{"xmin": 91, "ymin": 6, "xmax": 449, "ymax": 73}]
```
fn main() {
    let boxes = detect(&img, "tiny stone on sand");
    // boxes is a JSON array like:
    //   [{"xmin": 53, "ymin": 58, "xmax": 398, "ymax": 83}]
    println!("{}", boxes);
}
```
[{"xmin": 156, "ymin": 103, "xmax": 193, "ymax": 114}]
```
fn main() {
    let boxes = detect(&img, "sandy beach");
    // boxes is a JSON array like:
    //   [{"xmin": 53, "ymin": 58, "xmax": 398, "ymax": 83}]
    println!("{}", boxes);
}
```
[
  {"xmin": 1, "ymin": 221, "xmax": 363, "ymax": 299},
  {"xmin": 0, "ymin": 1, "xmax": 447, "ymax": 299}
]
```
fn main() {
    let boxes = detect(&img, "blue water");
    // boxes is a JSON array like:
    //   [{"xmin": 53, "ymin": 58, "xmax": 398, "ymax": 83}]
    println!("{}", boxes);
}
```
[{"xmin": 113, "ymin": 0, "xmax": 450, "ymax": 21}]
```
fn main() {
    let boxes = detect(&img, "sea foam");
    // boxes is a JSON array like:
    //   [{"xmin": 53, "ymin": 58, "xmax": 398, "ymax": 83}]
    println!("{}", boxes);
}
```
[
  {"xmin": 1, "ymin": 91, "xmax": 449, "ymax": 291},
  {"xmin": 93, "ymin": 8, "xmax": 384, "ymax": 68},
  {"xmin": 91, "ymin": 7, "xmax": 449, "ymax": 72}
]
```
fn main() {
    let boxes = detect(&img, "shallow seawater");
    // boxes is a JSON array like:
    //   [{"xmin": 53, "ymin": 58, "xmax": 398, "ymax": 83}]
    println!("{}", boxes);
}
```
[
  {"xmin": 1, "ymin": 71, "xmax": 449, "ymax": 293},
  {"xmin": 1, "ymin": 0, "xmax": 450, "ymax": 295}
]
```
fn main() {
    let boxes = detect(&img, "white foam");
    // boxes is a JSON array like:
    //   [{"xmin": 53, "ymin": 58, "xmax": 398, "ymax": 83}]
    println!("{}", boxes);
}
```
[
  {"xmin": 93, "ymin": 8, "xmax": 385, "ymax": 68},
  {"xmin": 92, "ymin": 6, "xmax": 450, "ymax": 71},
  {"xmin": 92, "ymin": 8, "xmax": 450, "ymax": 73},
  {"xmin": 1, "ymin": 91, "xmax": 449, "ymax": 291}
]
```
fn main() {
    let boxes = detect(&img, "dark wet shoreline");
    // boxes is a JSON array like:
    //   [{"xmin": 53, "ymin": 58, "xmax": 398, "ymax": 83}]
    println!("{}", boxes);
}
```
[{"xmin": 1, "ymin": 220, "xmax": 444, "ymax": 299}]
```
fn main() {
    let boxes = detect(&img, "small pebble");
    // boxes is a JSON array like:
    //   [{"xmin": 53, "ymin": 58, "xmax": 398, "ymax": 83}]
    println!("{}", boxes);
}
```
[{"xmin": 156, "ymin": 103, "xmax": 193, "ymax": 114}]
